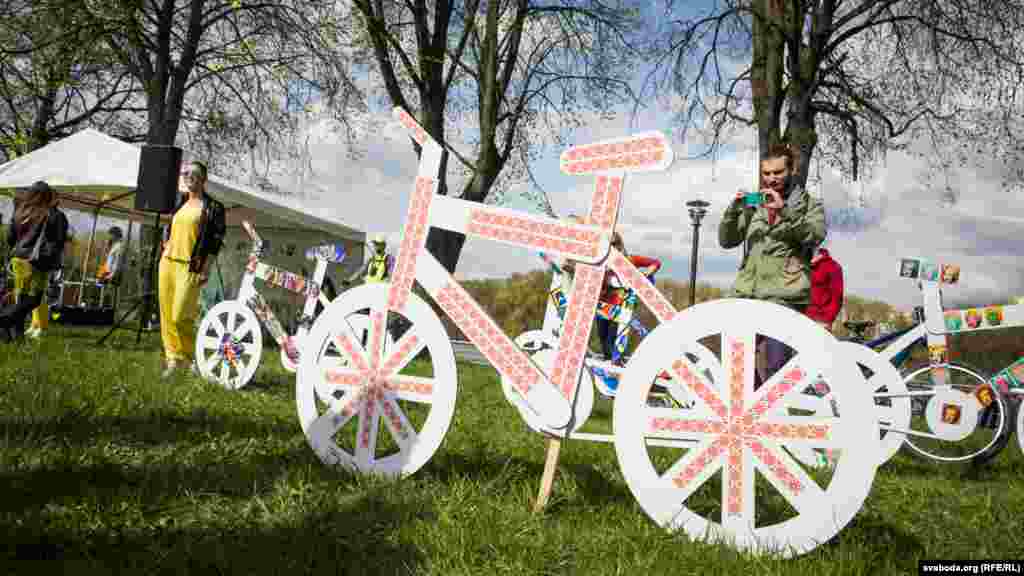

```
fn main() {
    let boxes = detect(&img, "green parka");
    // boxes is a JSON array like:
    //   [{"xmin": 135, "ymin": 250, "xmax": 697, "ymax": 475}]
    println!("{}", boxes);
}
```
[{"xmin": 717, "ymin": 185, "xmax": 826, "ymax": 309}]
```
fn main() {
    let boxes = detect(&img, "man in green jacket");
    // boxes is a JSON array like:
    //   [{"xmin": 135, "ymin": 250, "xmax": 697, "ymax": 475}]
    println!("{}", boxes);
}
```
[{"xmin": 718, "ymin": 144, "xmax": 827, "ymax": 385}]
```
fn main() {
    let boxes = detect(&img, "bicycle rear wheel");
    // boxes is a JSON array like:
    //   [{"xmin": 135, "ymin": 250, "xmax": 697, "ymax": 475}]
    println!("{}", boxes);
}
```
[{"xmin": 899, "ymin": 362, "xmax": 1010, "ymax": 464}]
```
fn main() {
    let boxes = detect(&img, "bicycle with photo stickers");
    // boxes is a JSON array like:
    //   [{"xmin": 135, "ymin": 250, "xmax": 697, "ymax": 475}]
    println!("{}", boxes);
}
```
[
  {"xmin": 193, "ymin": 221, "xmax": 354, "ymax": 389},
  {"xmin": 791, "ymin": 258, "xmax": 1018, "ymax": 469},
  {"xmin": 296, "ymin": 107, "xmax": 883, "ymax": 558}
]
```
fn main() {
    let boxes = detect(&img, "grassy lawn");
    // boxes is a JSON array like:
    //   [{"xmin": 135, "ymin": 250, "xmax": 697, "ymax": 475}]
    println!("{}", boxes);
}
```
[{"xmin": 1, "ymin": 325, "xmax": 1022, "ymax": 575}]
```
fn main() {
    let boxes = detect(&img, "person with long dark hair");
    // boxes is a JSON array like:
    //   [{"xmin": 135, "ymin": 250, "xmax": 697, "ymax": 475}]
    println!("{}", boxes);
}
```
[{"xmin": 0, "ymin": 181, "xmax": 69, "ymax": 341}]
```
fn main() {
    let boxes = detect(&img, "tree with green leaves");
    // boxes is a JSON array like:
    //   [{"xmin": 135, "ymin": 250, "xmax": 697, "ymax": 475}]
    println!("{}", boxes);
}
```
[
  {"xmin": 646, "ymin": 0, "xmax": 1024, "ymax": 201},
  {"xmin": 353, "ymin": 0, "xmax": 647, "ymax": 272},
  {"xmin": 0, "ymin": 0, "xmax": 140, "ymax": 161}
]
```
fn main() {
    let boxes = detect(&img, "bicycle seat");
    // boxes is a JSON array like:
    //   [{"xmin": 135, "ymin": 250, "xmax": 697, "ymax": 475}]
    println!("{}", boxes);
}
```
[
  {"xmin": 304, "ymin": 244, "xmax": 346, "ymax": 263},
  {"xmin": 843, "ymin": 320, "xmax": 875, "ymax": 333}
]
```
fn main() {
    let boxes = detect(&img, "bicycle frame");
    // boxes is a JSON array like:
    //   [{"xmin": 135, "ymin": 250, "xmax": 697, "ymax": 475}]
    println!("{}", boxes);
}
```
[
  {"xmin": 236, "ymin": 220, "xmax": 338, "ymax": 362},
  {"xmin": 381, "ymin": 107, "xmax": 673, "ymax": 429}
]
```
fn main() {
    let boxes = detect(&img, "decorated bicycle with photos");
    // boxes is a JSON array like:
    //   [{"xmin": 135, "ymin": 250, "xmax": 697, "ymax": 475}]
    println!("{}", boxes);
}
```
[
  {"xmin": 193, "ymin": 221, "xmax": 348, "ymax": 389},
  {"xmin": 296, "ymin": 106, "xmax": 887, "ymax": 558},
  {"xmin": 790, "ymin": 258, "xmax": 1019, "ymax": 469}
]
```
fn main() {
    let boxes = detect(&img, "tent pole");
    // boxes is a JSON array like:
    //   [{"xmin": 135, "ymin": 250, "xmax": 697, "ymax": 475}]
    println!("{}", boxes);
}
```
[{"xmin": 79, "ymin": 205, "xmax": 100, "ymax": 306}]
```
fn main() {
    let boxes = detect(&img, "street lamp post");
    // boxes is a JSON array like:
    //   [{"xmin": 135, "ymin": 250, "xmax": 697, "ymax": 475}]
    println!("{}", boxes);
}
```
[{"xmin": 685, "ymin": 199, "xmax": 710, "ymax": 307}]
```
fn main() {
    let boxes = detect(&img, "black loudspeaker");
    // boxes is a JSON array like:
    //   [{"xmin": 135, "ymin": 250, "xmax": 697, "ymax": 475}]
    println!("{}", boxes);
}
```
[{"xmin": 135, "ymin": 145, "xmax": 183, "ymax": 213}]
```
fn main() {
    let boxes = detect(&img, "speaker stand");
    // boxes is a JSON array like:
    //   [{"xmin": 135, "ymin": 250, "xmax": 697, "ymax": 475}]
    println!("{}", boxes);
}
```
[{"xmin": 97, "ymin": 212, "xmax": 162, "ymax": 346}]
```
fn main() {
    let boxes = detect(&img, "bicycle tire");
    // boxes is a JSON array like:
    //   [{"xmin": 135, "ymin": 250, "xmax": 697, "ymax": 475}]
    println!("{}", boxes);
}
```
[{"xmin": 898, "ymin": 361, "xmax": 1011, "ymax": 466}]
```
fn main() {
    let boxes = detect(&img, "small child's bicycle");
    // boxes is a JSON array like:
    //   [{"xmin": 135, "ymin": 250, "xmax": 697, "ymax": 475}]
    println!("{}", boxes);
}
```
[
  {"xmin": 194, "ymin": 221, "xmax": 349, "ymax": 389},
  {"xmin": 296, "ymin": 107, "xmax": 882, "ymax": 558}
]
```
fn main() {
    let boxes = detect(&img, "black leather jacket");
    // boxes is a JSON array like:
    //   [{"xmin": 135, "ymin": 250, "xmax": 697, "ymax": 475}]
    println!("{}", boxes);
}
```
[{"xmin": 167, "ymin": 192, "xmax": 226, "ymax": 273}]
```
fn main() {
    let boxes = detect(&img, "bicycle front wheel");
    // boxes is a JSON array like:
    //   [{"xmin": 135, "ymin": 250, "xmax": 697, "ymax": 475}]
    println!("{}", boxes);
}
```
[{"xmin": 899, "ymin": 362, "xmax": 1009, "ymax": 464}]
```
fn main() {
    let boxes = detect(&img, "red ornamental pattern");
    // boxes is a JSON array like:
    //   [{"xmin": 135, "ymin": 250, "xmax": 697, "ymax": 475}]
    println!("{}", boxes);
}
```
[
  {"xmin": 658, "ymin": 345, "xmax": 819, "ymax": 504},
  {"xmin": 729, "ymin": 338, "xmax": 745, "ymax": 416},
  {"xmin": 379, "ymin": 333, "xmax": 421, "ymax": 376},
  {"xmin": 561, "ymin": 137, "xmax": 668, "ymax": 175},
  {"xmin": 338, "ymin": 387, "xmax": 367, "ymax": 419},
  {"xmin": 332, "ymin": 331, "xmax": 369, "ymax": 373},
  {"xmin": 608, "ymin": 252, "xmax": 676, "ymax": 322},
  {"xmin": 549, "ymin": 264, "xmax": 604, "ymax": 398},
  {"xmin": 466, "ymin": 209, "xmax": 601, "ymax": 260},
  {"xmin": 388, "ymin": 176, "xmax": 433, "ymax": 313},
  {"xmin": 589, "ymin": 176, "xmax": 623, "ymax": 229},
  {"xmin": 370, "ymin": 312, "xmax": 386, "ymax": 370},
  {"xmin": 749, "ymin": 368, "xmax": 805, "ymax": 417},
  {"xmin": 748, "ymin": 440, "xmax": 804, "ymax": 494},
  {"xmin": 672, "ymin": 437, "xmax": 728, "ymax": 488},
  {"xmin": 383, "ymin": 376, "xmax": 434, "ymax": 397},
  {"xmin": 359, "ymin": 388, "xmax": 378, "ymax": 449},
  {"xmin": 324, "ymin": 369, "xmax": 364, "ymax": 388},
  {"xmin": 395, "ymin": 108, "xmax": 428, "ymax": 146},
  {"xmin": 671, "ymin": 359, "xmax": 728, "ymax": 419},
  {"xmin": 379, "ymin": 396, "xmax": 410, "ymax": 440},
  {"xmin": 726, "ymin": 437, "xmax": 744, "ymax": 516},
  {"xmin": 435, "ymin": 281, "xmax": 541, "ymax": 395}
]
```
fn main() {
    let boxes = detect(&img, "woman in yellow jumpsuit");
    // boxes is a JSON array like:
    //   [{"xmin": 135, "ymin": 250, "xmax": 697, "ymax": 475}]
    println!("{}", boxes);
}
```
[{"xmin": 159, "ymin": 161, "xmax": 226, "ymax": 377}]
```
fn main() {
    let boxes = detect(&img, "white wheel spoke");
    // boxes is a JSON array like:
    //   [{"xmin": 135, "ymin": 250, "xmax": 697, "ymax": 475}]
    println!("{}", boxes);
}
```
[
  {"xmin": 749, "ymin": 415, "xmax": 840, "ymax": 449},
  {"xmin": 747, "ymin": 353, "xmax": 816, "ymax": 420},
  {"xmin": 747, "ymin": 438, "xmax": 828, "ymax": 516},
  {"xmin": 644, "ymin": 407, "xmax": 726, "ymax": 442},
  {"xmin": 355, "ymin": 392, "xmax": 381, "ymax": 467},
  {"xmin": 331, "ymin": 323, "xmax": 371, "ymax": 372},
  {"xmin": 668, "ymin": 353, "xmax": 728, "ymax": 420},
  {"xmin": 211, "ymin": 315, "xmax": 225, "ymax": 337},
  {"xmin": 321, "ymin": 367, "xmax": 364, "ymax": 396},
  {"xmin": 379, "ymin": 329, "xmax": 427, "ymax": 378},
  {"xmin": 309, "ymin": 389, "xmax": 365, "ymax": 441},
  {"xmin": 201, "ymin": 335, "xmax": 221, "ymax": 350},
  {"xmin": 873, "ymin": 389, "xmax": 934, "ymax": 399},
  {"xmin": 379, "ymin": 393, "xmax": 419, "ymax": 455},
  {"xmin": 384, "ymin": 375, "xmax": 436, "ymax": 404},
  {"xmin": 658, "ymin": 437, "xmax": 726, "ymax": 502},
  {"xmin": 877, "ymin": 424, "xmax": 945, "ymax": 441},
  {"xmin": 721, "ymin": 329, "xmax": 755, "ymax": 417},
  {"xmin": 722, "ymin": 439, "xmax": 755, "ymax": 532},
  {"xmin": 204, "ymin": 353, "xmax": 221, "ymax": 374}
]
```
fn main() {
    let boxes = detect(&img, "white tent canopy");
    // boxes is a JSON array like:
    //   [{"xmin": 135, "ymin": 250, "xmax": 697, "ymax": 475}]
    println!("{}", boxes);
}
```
[{"xmin": 0, "ymin": 128, "xmax": 363, "ymax": 242}]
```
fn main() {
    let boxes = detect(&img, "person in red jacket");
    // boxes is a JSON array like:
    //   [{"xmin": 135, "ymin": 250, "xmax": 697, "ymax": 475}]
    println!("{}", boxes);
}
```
[{"xmin": 804, "ymin": 246, "xmax": 844, "ymax": 332}]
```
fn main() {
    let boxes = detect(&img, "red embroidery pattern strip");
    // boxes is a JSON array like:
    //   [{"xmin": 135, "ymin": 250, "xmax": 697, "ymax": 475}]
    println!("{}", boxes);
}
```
[
  {"xmin": 388, "ymin": 176, "xmax": 433, "ymax": 313},
  {"xmin": 435, "ymin": 281, "xmax": 541, "ymax": 395}
]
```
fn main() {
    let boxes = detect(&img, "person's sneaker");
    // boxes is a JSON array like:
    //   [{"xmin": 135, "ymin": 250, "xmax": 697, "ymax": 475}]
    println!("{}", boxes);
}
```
[
  {"xmin": 25, "ymin": 327, "xmax": 42, "ymax": 340},
  {"xmin": 161, "ymin": 361, "xmax": 178, "ymax": 379}
]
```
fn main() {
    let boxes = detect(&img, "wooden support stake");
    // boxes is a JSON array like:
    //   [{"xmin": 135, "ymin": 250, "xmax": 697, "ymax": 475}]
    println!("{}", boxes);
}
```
[{"xmin": 533, "ymin": 437, "xmax": 562, "ymax": 513}]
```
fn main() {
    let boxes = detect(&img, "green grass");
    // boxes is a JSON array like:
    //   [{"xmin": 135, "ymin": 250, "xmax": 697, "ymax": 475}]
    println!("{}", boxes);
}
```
[{"xmin": 1, "ymin": 325, "xmax": 1022, "ymax": 575}]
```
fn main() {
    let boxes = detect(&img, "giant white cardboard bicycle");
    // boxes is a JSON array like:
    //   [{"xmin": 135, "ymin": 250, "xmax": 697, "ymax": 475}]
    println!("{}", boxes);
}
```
[{"xmin": 296, "ymin": 107, "xmax": 881, "ymax": 557}]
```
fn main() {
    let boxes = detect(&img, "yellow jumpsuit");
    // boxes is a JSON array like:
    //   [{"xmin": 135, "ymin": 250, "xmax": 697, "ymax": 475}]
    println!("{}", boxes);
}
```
[{"xmin": 159, "ymin": 203, "xmax": 203, "ymax": 364}]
